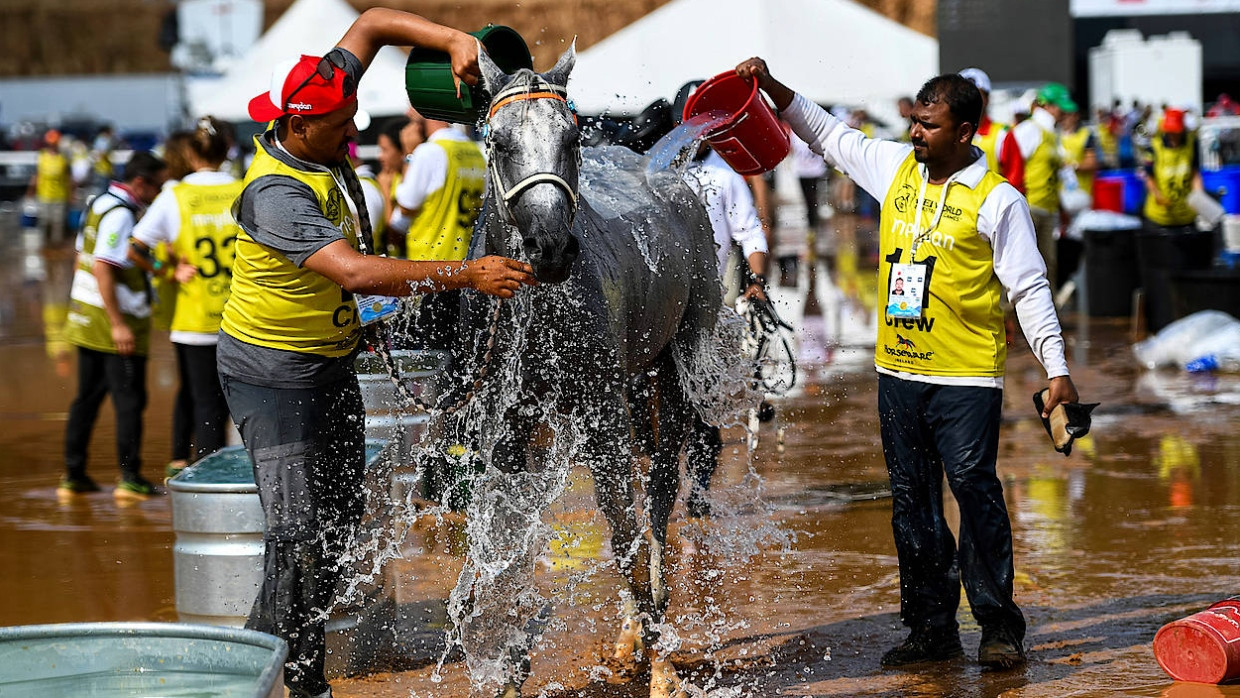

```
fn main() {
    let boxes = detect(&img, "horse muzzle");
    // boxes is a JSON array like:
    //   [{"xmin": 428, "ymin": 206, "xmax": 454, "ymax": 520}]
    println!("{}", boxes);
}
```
[{"xmin": 524, "ymin": 232, "xmax": 580, "ymax": 284}]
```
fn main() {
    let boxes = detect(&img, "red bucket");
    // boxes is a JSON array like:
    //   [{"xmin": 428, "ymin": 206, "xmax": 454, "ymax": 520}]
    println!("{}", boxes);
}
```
[
  {"xmin": 1154, "ymin": 599, "xmax": 1240, "ymax": 684},
  {"xmin": 1093, "ymin": 176, "xmax": 1123, "ymax": 213},
  {"xmin": 682, "ymin": 71, "xmax": 790, "ymax": 176}
]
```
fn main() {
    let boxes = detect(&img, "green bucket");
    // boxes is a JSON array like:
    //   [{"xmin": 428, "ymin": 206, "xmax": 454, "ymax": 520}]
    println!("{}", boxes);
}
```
[{"xmin": 406, "ymin": 25, "xmax": 533, "ymax": 124}]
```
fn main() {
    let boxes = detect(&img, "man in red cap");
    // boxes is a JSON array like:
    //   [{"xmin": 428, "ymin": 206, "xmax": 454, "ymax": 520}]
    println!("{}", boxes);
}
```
[
  {"xmin": 218, "ymin": 9, "xmax": 535, "ymax": 698},
  {"xmin": 1141, "ymin": 107, "xmax": 1204, "ymax": 232}
]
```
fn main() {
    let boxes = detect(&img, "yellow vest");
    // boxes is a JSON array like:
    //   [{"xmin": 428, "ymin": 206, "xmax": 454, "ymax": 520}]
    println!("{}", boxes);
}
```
[
  {"xmin": 170, "ymin": 179, "xmax": 244, "ymax": 334},
  {"xmin": 1143, "ymin": 133, "xmax": 1197, "ymax": 227},
  {"xmin": 360, "ymin": 173, "xmax": 386, "ymax": 254},
  {"xmin": 65, "ymin": 196, "xmax": 151, "ymax": 355},
  {"xmin": 220, "ymin": 141, "xmax": 363, "ymax": 357},
  {"xmin": 1061, "ymin": 126, "xmax": 1094, "ymax": 196},
  {"xmin": 876, "ymin": 154, "xmax": 1007, "ymax": 378},
  {"xmin": 1025, "ymin": 123, "xmax": 1061, "ymax": 212},
  {"xmin": 36, "ymin": 151, "xmax": 70, "ymax": 203},
  {"xmin": 974, "ymin": 121, "xmax": 1010, "ymax": 175},
  {"xmin": 405, "ymin": 139, "xmax": 486, "ymax": 261}
]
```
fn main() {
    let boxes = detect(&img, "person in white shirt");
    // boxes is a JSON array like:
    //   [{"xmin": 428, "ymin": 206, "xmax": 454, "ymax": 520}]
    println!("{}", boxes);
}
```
[
  {"xmin": 680, "ymin": 144, "xmax": 771, "ymax": 517},
  {"xmin": 130, "ymin": 117, "xmax": 239, "ymax": 474},
  {"xmin": 736, "ymin": 56, "xmax": 1080, "ymax": 671}
]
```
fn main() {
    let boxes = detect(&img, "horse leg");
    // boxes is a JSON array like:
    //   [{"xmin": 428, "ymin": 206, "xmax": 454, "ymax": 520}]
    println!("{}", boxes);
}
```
[
  {"xmin": 583, "ymin": 400, "xmax": 653, "ymax": 670},
  {"xmin": 645, "ymin": 357, "xmax": 690, "ymax": 698}
]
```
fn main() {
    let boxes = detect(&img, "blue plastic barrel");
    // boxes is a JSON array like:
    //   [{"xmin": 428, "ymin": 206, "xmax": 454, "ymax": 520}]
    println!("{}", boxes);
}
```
[{"xmin": 1201, "ymin": 166, "xmax": 1240, "ymax": 214}]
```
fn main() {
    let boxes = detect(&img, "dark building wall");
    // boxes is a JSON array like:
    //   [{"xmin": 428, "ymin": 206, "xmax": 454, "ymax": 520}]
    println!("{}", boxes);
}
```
[{"xmin": 938, "ymin": 0, "xmax": 1073, "ymax": 87}]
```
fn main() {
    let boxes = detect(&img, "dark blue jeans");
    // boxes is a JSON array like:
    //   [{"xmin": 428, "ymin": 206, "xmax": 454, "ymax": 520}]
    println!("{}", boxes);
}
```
[
  {"xmin": 221, "ymin": 374, "xmax": 366, "ymax": 696},
  {"xmin": 878, "ymin": 374, "xmax": 1025, "ymax": 641}
]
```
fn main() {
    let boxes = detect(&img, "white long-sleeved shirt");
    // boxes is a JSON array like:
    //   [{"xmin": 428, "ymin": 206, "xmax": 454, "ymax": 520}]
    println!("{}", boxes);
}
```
[
  {"xmin": 783, "ymin": 93, "xmax": 1069, "ymax": 385},
  {"xmin": 681, "ymin": 149, "xmax": 768, "ymax": 274}
]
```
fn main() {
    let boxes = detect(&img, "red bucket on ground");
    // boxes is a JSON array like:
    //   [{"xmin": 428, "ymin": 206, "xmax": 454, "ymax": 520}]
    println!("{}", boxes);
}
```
[
  {"xmin": 682, "ymin": 71, "xmax": 790, "ymax": 176},
  {"xmin": 1154, "ymin": 598, "xmax": 1240, "ymax": 684},
  {"xmin": 1093, "ymin": 176, "xmax": 1124, "ymax": 213}
]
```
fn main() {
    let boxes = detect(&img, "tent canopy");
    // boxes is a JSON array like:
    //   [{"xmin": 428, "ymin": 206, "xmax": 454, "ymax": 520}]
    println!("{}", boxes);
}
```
[
  {"xmin": 568, "ymin": 0, "xmax": 937, "ymax": 123},
  {"xmin": 187, "ymin": 0, "xmax": 410, "ymax": 123}
]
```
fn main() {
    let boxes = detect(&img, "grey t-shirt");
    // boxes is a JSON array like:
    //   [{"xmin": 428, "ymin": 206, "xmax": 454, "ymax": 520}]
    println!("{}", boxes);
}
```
[{"xmin": 217, "ymin": 48, "xmax": 370, "ymax": 389}]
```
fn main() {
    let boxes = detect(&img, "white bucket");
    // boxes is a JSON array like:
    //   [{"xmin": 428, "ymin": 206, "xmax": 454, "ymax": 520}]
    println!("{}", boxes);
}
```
[{"xmin": 1223, "ymin": 215, "xmax": 1240, "ymax": 253}]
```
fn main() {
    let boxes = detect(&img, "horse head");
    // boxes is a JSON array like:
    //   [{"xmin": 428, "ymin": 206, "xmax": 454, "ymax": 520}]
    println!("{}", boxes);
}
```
[{"xmin": 480, "ymin": 44, "xmax": 581, "ymax": 284}]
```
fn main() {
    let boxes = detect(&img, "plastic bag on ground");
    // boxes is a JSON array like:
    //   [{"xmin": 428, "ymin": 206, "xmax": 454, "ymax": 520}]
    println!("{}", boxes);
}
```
[{"xmin": 1132, "ymin": 310, "xmax": 1240, "ymax": 370}]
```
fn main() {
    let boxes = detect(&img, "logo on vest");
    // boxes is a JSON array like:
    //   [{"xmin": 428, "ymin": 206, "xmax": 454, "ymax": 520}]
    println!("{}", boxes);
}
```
[
  {"xmin": 896, "ymin": 334, "xmax": 916, "ymax": 349},
  {"xmin": 890, "ymin": 217, "xmax": 956, "ymax": 251},
  {"xmin": 893, "ymin": 183, "xmax": 915, "ymax": 213}
]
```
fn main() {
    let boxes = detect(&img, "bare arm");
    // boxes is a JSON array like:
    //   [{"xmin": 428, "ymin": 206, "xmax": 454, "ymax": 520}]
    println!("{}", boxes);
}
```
[
  {"xmin": 302, "ymin": 239, "xmax": 536, "ymax": 298},
  {"xmin": 335, "ymin": 8, "xmax": 478, "ymax": 87},
  {"xmin": 93, "ymin": 260, "xmax": 136, "ymax": 355}
]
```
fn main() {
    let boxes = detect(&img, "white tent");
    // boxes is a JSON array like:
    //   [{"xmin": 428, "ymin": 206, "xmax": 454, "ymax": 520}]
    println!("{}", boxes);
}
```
[
  {"xmin": 186, "ymin": 0, "xmax": 410, "ymax": 123},
  {"xmin": 569, "ymin": 0, "xmax": 937, "ymax": 123}
]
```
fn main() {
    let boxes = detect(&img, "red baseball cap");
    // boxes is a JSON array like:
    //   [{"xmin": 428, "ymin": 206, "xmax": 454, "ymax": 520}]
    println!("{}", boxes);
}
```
[
  {"xmin": 248, "ymin": 54, "xmax": 356, "ymax": 123},
  {"xmin": 1163, "ymin": 108, "xmax": 1186, "ymax": 134}
]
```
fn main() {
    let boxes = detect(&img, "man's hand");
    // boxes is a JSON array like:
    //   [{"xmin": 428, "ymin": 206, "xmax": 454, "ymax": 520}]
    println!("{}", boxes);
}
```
[
  {"xmin": 449, "ymin": 34, "xmax": 481, "ymax": 96},
  {"xmin": 111, "ymin": 322, "xmax": 136, "ymax": 356},
  {"xmin": 464, "ymin": 256, "xmax": 537, "ymax": 298},
  {"xmin": 1041, "ymin": 375, "xmax": 1080, "ymax": 418},
  {"xmin": 735, "ymin": 57, "xmax": 794, "ymax": 111},
  {"xmin": 173, "ymin": 262, "xmax": 198, "ymax": 284}
]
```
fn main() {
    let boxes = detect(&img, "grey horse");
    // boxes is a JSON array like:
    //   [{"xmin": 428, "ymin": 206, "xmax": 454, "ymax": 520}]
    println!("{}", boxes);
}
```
[{"xmin": 433, "ymin": 45, "xmax": 724, "ymax": 698}]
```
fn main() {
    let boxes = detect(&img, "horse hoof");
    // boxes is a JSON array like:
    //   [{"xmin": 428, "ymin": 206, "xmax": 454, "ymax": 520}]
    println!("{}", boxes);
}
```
[
  {"xmin": 649, "ymin": 653, "xmax": 687, "ymax": 698},
  {"xmin": 612, "ymin": 613, "xmax": 645, "ymax": 668}
]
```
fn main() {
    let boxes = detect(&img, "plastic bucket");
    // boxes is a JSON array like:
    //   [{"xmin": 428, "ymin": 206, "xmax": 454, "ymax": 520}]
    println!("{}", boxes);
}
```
[
  {"xmin": 682, "ymin": 71, "xmax": 790, "ymax": 176},
  {"xmin": 405, "ymin": 25, "xmax": 532, "ymax": 124},
  {"xmin": 1136, "ymin": 228, "xmax": 1216, "ymax": 332},
  {"xmin": 1202, "ymin": 166, "xmax": 1240, "ymax": 214},
  {"xmin": 1083, "ymin": 227, "xmax": 1140, "ymax": 316},
  {"xmin": 1092, "ymin": 176, "xmax": 1123, "ymax": 213},
  {"xmin": 1154, "ymin": 598, "xmax": 1240, "ymax": 684}
]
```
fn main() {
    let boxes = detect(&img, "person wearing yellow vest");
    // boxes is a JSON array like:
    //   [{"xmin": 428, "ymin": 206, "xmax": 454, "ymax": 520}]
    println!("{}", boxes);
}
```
[
  {"xmin": 1141, "ymin": 108, "xmax": 1203, "ymax": 231},
  {"xmin": 130, "ymin": 117, "xmax": 240, "ymax": 476},
  {"xmin": 1012, "ymin": 82, "xmax": 1077, "ymax": 295},
  {"xmin": 737, "ymin": 57, "xmax": 1080, "ymax": 671},
  {"xmin": 60, "ymin": 152, "xmax": 168, "ymax": 498},
  {"xmin": 959, "ymin": 68, "xmax": 1024, "ymax": 185},
  {"xmin": 390, "ymin": 114, "xmax": 487, "ymax": 348},
  {"xmin": 374, "ymin": 116, "xmax": 412, "ymax": 255},
  {"xmin": 1060, "ymin": 110, "xmax": 1098, "ymax": 198},
  {"xmin": 26, "ymin": 129, "xmax": 74, "ymax": 245},
  {"xmin": 227, "ymin": 11, "xmax": 535, "ymax": 697}
]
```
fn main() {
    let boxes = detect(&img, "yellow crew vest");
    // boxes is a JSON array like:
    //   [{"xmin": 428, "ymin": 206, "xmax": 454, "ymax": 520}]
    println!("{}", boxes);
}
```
[
  {"xmin": 876, "ymin": 153, "xmax": 1007, "ymax": 378},
  {"xmin": 1025, "ymin": 123, "xmax": 1061, "ymax": 212},
  {"xmin": 405, "ymin": 139, "xmax": 486, "ymax": 261},
  {"xmin": 1061, "ymin": 126, "xmax": 1094, "ymax": 196},
  {"xmin": 220, "ymin": 142, "xmax": 362, "ymax": 357},
  {"xmin": 65, "ymin": 196, "xmax": 151, "ymax": 355},
  {"xmin": 170, "ymin": 179, "xmax": 244, "ymax": 334},
  {"xmin": 1143, "ymin": 133, "xmax": 1197, "ymax": 227},
  {"xmin": 359, "ymin": 173, "xmax": 386, "ymax": 254},
  {"xmin": 974, "ymin": 120, "xmax": 1010, "ymax": 175},
  {"xmin": 36, "ymin": 151, "xmax": 71, "ymax": 203}
]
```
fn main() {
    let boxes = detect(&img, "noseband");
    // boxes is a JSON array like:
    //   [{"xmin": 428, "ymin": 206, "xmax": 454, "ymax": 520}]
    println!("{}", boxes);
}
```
[{"xmin": 485, "ymin": 81, "xmax": 580, "ymax": 224}]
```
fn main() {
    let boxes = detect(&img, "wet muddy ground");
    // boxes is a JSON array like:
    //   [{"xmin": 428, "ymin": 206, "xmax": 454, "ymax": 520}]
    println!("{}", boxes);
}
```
[{"xmin": 2, "ymin": 216, "xmax": 1239, "ymax": 697}]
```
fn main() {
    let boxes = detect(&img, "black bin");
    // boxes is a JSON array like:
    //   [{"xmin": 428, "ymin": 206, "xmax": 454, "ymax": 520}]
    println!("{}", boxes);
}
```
[
  {"xmin": 1084, "ymin": 228, "xmax": 1140, "ymax": 317},
  {"xmin": 1136, "ymin": 229, "xmax": 1216, "ymax": 332},
  {"xmin": 1170, "ymin": 268, "xmax": 1240, "ymax": 321}
]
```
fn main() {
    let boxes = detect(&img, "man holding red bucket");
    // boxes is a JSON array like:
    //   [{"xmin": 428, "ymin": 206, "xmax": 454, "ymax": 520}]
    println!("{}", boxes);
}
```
[{"xmin": 734, "ymin": 57, "xmax": 1081, "ymax": 670}]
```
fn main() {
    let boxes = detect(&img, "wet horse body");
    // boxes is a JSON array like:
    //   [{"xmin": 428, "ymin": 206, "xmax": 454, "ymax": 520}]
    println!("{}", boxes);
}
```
[{"xmin": 442, "ymin": 49, "xmax": 720, "ymax": 697}]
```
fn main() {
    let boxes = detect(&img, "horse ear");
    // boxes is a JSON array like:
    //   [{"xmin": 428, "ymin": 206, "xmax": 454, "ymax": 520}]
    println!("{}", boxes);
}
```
[
  {"xmin": 479, "ymin": 41, "xmax": 512, "ymax": 97},
  {"xmin": 543, "ymin": 39, "xmax": 577, "ymax": 88}
]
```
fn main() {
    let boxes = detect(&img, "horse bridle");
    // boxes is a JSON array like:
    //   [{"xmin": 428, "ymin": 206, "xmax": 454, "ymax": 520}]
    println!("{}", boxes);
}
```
[{"xmin": 484, "ymin": 81, "xmax": 580, "ymax": 224}]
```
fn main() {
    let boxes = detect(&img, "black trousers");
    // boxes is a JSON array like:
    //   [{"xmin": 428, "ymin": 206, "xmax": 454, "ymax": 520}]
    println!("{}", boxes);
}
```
[
  {"xmin": 64, "ymin": 346, "xmax": 147, "ymax": 481},
  {"xmin": 877, "ymin": 374, "xmax": 1025, "ymax": 640},
  {"xmin": 221, "ymin": 374, "xmax": 366, "ymax": 696},
  {"xmin": 172, "ymin": 343, "xmax": 228, "ymax": 463}
]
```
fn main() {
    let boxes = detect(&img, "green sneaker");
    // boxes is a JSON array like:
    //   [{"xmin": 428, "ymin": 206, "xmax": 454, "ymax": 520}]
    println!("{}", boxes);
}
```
[
  {"xmin": 165, "ymin": 460, "xmax": 188, "ymax": 479},
  {"xmin": 115, "ymin": 476, "xmax": 160, "ymax": 498},
  {"xmin": 58, "ymin": 476, "xmax": 102, "ymax": 494}
]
